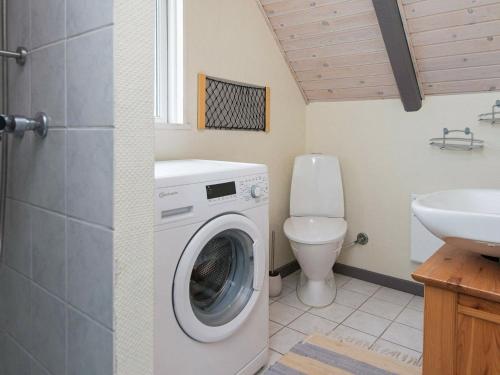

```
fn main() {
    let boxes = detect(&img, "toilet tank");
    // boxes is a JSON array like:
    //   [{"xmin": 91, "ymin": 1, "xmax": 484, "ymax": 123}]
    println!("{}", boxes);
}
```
[{"xmin": 290, "ymin": 154, "xmax": 344, "ymax": 218}]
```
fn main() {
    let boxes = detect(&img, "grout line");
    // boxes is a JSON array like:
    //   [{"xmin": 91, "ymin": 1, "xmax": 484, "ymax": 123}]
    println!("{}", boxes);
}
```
[
  {"xmin": 4, "ymin": 262, "xmax": 113, "ymax": 333},
  {"xmin": 30, "ymin": 38, "xmax": 66, "ymax": 54},
  {"xmin": 5, "ymin": 195, "xmax": 113, "ymax": 231},
  {"xmin": 65, "ymin": 23, "xmax": 113, "ymax": 42},
  {"xmin": 278, "ymin": 274, "xmax": 424, "ymax": 354},
  {"xmin": 66, "ymin": 304, "xmax": 114, "ymax": 333},
  {"xmin": 370, "ymin": 296, "xmax": 420, "ymax": 352},
  {"xmin": 66, "ymin": 125, "xmax": 115, "ymax": 130},
  {"xmin": 4, "ymin": 331, "xmax": 54, "ymax": 375}
]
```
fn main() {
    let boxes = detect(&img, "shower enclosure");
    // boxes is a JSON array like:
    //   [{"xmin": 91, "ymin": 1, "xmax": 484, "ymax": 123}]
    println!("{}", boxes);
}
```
[{"xmin": 0, "ymin": 0, "xmax": 115, "ymax": 373}]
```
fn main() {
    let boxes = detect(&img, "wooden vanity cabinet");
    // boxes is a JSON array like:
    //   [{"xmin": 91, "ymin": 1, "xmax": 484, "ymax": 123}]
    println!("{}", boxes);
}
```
[{"xmin": 412, "ymin": 245, "xmax": 500, "ymax": 375}]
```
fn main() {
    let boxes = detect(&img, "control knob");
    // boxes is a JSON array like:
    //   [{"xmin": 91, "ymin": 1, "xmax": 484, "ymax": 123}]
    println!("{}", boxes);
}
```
[{"xmin": 251, "ymin": 185, "xmax": 262, "ymax": 198}]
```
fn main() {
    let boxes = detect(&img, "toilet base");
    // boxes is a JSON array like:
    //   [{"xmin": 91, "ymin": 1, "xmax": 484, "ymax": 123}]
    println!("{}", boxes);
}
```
[{"xmin": 296, "ymin": 271, "xmax": 337, "ymax": 307}]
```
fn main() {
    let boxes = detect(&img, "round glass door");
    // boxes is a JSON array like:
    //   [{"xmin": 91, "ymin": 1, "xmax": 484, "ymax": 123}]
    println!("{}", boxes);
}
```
[
  {"xmin": 173, "ymin": 214, "xmax": 265, "ymax": 343},
  {"xmin": 190, "ymin": 229, "xmax": 254, "ymax": 327}
]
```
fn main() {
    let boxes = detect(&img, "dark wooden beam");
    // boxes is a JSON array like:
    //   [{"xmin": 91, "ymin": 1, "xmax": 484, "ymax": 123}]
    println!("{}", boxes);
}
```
[{"xmin": 372, "ymin": 0, "xmax": 422, "ymax": 112}]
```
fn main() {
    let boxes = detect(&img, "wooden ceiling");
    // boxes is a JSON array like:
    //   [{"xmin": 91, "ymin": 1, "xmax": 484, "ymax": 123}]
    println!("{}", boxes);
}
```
[{"xmin": 257, "ymin": 0, "xmax": 500, "ymax": 104}]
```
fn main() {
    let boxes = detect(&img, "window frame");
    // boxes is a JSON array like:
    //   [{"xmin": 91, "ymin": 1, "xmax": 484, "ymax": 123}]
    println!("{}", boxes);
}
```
[{"xmin": 155, "ymin": 0, "xmax": 187, "ymax": 129}]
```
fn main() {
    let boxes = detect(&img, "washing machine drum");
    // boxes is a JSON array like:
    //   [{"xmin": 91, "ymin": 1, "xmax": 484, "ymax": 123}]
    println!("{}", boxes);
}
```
[{"xmin": 173, "ymin": 214, "xmax": 265, "ymax": 343}]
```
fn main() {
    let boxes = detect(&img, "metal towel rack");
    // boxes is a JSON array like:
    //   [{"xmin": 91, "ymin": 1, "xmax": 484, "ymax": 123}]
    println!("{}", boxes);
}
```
[
  {"xmin": 429, "ymin": 128, "xmax": 484, "ymax": 151},
  {"xmin": 0, "ymin": 46, "xmax": 27, "ymax": 65},
  {"xmin": 478, "ymin": 100, "xmax": 500, "ymax": 125}
]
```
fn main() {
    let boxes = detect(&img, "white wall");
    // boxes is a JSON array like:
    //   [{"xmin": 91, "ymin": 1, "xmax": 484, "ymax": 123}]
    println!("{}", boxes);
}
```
[
  {"xmin": 114, "ymin": 0, "xmax": 155, "ymax": 374},
  {"xmin": 155, "ymin": 0, "xmax": 306, "ymax": 267},
  {"xmin": 306, "ymin": 92, "xmax": 500, "ymax": 280}
]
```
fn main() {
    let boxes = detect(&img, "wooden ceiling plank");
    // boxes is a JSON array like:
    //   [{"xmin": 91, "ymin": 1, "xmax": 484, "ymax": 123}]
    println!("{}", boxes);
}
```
[
  {"xmin": 260, "ymin": 0, "xmax": 283, "ymax": 5},
  {"xmin": 412, "ymin": 20, "xmax": 500, "ymax": 47},
  {"xmin": 308, "ymin": 96, "xmax": 399, "ymax": 102},
  {"xmin": 418, "ymin": 50, "xmax": 500, "ymax": 72},
  {"xmin": 263, "ymin": 0, "xmax": 349, "ymax": 17},
  {"xmin": 275, "ymin": 11, "xmax": 378, "ymax": 40},
  {"xmin": 305, "ymin": 85, "xmax": 399, "ymax": 100},
  {"xmin": 281, "ymin": 25, "xmax": 381, "ymax": 51},
  {"xmin": 286, "ymin": 38, "xmax": 386, "ymax": 61},
  {"xmin": 415, "ymin": 35, "xmax": 500, "ymax": 59},
  {"xmin": 421, "ymin": 64, "xmax": 500, "ymax": 83},
  {"xmin": 301, "ymin": 74, "xmax": 396, "ymax": 90},
  {"xmin": 255, "ymin": 1, "xmax": 309, "ymax": 103},
  {"xmin": 296, "ymin": 62, "xmax": 393, "ymax": 81},
  {"xmin": 401, "ymin": 0, "xmax": 427, "ymax": 5},
  {"xmin": 407, "ymin": 4, "xmax": 500, "ymax": 33},
  {"xmin": 423, "ymin": 78, "xmax": 500, "ymax": 95},
  {"xmin": 373, "ymin": 0, "xmax": 422, "ymax": 111},
  {"xmin": 291, "ymin": 51, "xmax": 390, "ymax": 71},
  {"xmin": 269, "ymin": 0, "xmax": 373, "ymax": 29},
  {"xmin": 404, "ymin": 0, "xmax": 500, "ymax": 20}
]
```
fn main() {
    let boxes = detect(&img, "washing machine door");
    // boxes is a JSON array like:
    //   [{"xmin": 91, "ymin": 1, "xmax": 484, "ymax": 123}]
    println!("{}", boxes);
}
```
[{"xmin": 173, "ymin": 213, "xmax": 265, "ymax": 343}]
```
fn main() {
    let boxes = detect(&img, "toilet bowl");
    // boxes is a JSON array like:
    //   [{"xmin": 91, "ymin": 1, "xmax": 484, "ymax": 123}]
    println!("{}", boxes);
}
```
[{"xmin": 283, "ymin": 154, "xmax": 347, "ymax": 307}]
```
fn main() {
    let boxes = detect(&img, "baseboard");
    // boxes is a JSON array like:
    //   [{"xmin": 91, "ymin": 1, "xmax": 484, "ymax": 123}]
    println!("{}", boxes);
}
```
[
  {"xmin": 274, "ymin": 261, "xmax": 300, "ymax": 278},
  {"xmin": 275, "ymin": 260, "xmax": 424, "ymax": 297}
]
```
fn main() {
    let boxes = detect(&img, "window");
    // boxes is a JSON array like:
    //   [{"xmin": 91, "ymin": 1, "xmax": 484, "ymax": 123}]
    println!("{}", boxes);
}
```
[{"xmin": 155, "ymin": 0, "xmax": 184, "ymax": 126}]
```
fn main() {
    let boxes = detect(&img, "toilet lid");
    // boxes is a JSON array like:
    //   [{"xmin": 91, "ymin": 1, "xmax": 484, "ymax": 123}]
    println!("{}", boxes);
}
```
[{"xmin": 283, "ymin": 217, "xmax": 347, "ymax": 245}]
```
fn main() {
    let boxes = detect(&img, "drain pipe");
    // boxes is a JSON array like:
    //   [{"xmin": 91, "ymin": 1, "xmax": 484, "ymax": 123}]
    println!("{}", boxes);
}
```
[
  {"xmin": 342, "ymin": 232, "xmax": 369, "ymax": 250},
  {"xmin": 0, "ymin": 0, "xmax": 8, "ymax": 262}
]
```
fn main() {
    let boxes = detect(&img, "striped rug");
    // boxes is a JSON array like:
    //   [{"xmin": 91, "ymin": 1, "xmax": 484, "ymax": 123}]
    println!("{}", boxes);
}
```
[{"xmin": 265, "ymin": 335, "xmax": 421, "ymax": 375}]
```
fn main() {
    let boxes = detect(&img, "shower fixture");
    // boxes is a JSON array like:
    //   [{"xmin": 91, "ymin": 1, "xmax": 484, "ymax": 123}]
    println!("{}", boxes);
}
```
[
  {"xmin": 0, "ymin": 112, "xmax": 49, "ymax": 138},
  {"xmin": 0, "ymin": 46, "xmax": 27, "ymax": 65}
]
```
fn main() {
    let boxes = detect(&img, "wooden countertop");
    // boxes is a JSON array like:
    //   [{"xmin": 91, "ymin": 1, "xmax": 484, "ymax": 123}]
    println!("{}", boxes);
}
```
[{"xmin": 412, "ymin": 245, "xmax": 500, "ymax": 303}]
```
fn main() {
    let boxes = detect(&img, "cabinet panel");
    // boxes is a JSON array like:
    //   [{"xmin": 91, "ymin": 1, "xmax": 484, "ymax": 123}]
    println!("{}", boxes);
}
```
[
  {"xmin": 422, "ymin": 286, "xmax": 457, "ymax": 375},
  {"xmin": 456, "ymin": 313, "xmax": 500, "ymax": 375}
]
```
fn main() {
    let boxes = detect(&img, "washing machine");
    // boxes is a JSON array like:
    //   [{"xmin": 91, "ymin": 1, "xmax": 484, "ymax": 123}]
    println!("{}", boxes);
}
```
[{"xmin": 154, "ymin": 160, "xmax": 269, "ymax": 375}]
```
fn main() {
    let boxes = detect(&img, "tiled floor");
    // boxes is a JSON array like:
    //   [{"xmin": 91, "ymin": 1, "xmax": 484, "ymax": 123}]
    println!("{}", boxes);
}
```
[{"xmin": 264, "ymin": 271, "xmax": 424, "ymax": 371}]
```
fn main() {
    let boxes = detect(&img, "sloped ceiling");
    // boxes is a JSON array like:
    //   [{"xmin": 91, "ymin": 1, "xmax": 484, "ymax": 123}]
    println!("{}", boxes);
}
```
[{"xmin": 257, "ymin": 0, "xmax": 500, "ymax": 103}]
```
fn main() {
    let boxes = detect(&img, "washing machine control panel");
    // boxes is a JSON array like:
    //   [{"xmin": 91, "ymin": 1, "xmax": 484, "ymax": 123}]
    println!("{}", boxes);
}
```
[
  {"xmin": 205, "ymin": 174, "xmax": 268, "ymax": 204},
  {"xmin": 237, "ymin": 174, "xmax": 269, "ymax": 202}
]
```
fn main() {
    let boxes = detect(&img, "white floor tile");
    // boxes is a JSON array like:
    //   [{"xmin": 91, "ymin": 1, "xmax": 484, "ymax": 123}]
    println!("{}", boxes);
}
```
[
  {"xmin": 371, "ymin": 339, "xmax": 422, "ymax": 366},
  {"xmin": 269, "ymin": 302, "xmax": 303, "ymax": 326},
  {"xmin": 268, "ymin": 350, "xmax": 282, "ymax": 367},
  {"xmin": 395, "ymin": 307, "xmax": 423, "ymax": 330},
  {"xmin": 343, "ymin": 310, "xmax": 392, "ymax": 337},
  {"xmin": 270, "ymin": 285, "xmax": 295, "ymax": 302},
  {"xmin": 269, "ymin": 327, "xmax": 306, "ymax": 354},
  {"xmin": 280, "ymin": 285, "xmax": 295, "ymax": 296},
  {"xmin": 328, "ymin": 325, "xmax": 377, "ymax": 349},
  {"xmin": 342, "ymin": 278, "xmax": 381, "ymax": 296},
  {"xmin": 256, "ymin": 350, "xmax": 282, "ymax": 374},
  {"xmin": 407, "ymin": 295, "xmax": 424, "ymax": 312},
  {"xmin": 288, "ymin": 312, "xmax": 338, "ymax": 335},
  {"xmin": 382, "ymin": 322, "xmax": 423, "ymax": 352},
  {"xmin": 359, "ymin": 297, "xmax": 405, "ymax": 320},
  {"xmin": 269, "ymin": 321, "xmax": 284, "ymax": 337},
  {"xmin": 334, "ymin": 273, "xmax": 351, "ymax": 288},
  {"xmin": 310, "ymin": 302, "xmax": 355, "ymax": 324},
  {"xmin": 282, "ymin": 271, "xmax": 300, "ymax": 288},
  {"xmin": 373, "ymin": 287, "xmax": 413, "ymax": 306},
  {"xmin": 279, "ymin": 291, "xmax": 311, "ymax": 311},
  {"xmin": 335, "ymin": 288, "xmax": 370, "ymax": 309}
]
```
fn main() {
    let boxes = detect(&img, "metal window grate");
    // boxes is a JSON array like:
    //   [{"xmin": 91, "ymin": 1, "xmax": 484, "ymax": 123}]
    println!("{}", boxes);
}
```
[{"xmin": 198, "ymin": 74, "xmax": 270, "ymax": 132}]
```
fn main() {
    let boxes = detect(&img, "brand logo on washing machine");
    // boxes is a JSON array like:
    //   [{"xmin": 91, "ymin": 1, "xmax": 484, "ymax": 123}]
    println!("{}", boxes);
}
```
[{"xmin": 159, "ymin": 191, "xmax": 178, "ymax": 198}]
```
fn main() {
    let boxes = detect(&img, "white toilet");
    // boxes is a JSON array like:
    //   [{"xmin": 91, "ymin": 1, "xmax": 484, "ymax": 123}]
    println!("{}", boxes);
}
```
[{"xmin": 283, "ymin": 154, "xmax": 347, "ymax": 307}]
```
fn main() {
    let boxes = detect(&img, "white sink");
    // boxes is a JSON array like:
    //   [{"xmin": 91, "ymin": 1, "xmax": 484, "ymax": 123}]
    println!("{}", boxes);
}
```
[{"xmin": 412, "ymin": 189, "xmax": 500, "ymax": 258}]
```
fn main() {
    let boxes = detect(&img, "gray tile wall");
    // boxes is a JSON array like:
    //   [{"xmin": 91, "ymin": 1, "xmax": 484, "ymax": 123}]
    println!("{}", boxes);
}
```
[{"xmin": 0, "ymin": 1, "xmax": 114, "ymax": 374}]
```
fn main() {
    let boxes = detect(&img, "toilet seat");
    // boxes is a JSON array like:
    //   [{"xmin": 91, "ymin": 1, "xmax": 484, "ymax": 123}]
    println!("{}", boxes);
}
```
[{"xmin": 283, "ymin": 217, "xmax": 347, "ymax": 245}]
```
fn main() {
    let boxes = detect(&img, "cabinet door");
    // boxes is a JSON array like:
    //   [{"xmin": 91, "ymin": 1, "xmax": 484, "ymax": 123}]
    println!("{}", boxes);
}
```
[{"xmin": 456, "ymin": 296, "xmax": 500, "ymax": 375}]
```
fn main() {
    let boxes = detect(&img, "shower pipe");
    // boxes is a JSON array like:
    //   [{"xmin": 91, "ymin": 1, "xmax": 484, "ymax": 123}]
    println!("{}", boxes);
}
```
[{"xmin": 0, "ymin": 0, "xmax": 8, "ymax": 262}]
